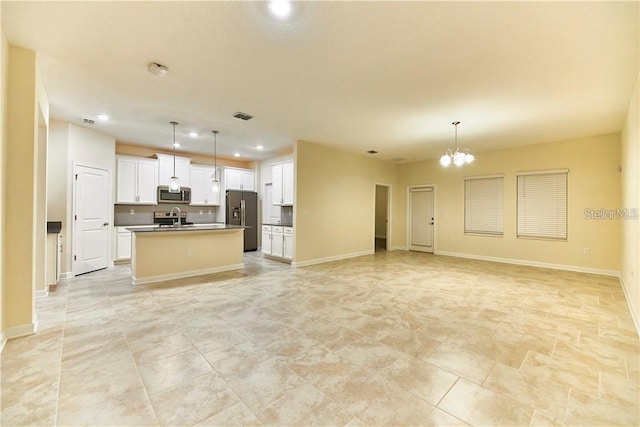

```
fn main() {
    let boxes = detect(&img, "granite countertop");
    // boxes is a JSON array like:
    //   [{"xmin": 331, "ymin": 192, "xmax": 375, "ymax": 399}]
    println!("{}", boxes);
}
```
[{"xmin": 126, "ymin": 224, "xmax": 244, "ymax": 233}]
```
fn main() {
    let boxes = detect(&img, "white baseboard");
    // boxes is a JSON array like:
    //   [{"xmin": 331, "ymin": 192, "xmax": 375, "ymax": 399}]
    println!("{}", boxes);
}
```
[
  {"xmin": 2, "ymin": 321, "xmax": 37, "ymax": 344},
  {"xmin": 434, "ymin": 250, "xmax": 620, "ymax": 277},
  {"xmin": 391, "ymin": 245, "xmax": 408, "ymax": 251},
  {"xmin": 59, "ymin": 272, "xmax": 73, "ymax": 280},
  {"xmin": 618, "ymin": 275, "xmax": 640, "ymax": 337},
  {"xmin": 35, "ymin": 289, "xmax": 49, "ymax": 299},
  {"xmin": 0, "ymin": 332, "xmax": 6, "ymax": 354},
  {"xmin": 292, "ymin": 250, "xmax": 374, "ymax": 268},
  {"xmin": 132, "ymin": 263, "xmax": 244, "ymax": 285}
]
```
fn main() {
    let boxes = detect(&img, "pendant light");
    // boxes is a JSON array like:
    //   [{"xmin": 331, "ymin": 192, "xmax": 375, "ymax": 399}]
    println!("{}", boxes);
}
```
[
  {"xmin": 169, "ymin": 121, "xmax": 180, "ymax": 192},
  {"xmin": 211, "ymin": 130, "xmax": 220, "ymax": 193},
  {"xmin": 439, "ymin": 121, "xmax": 475, "ymax": 167}
]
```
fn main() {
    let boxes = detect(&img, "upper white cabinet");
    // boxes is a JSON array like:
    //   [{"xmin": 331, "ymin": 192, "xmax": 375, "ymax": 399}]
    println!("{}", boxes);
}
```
[
  {"xmin": 272, "ymin": 160, "xmax": 294, "ymax": 206},
  {"xmin": 116, "ymin": 156, "xmax": 158, "ymax": 204},
  {"xmin": 190, "ymin": 165, "xmax": 220, "ymax": 206},
  {"xmin": 156, "ymin": 153, "xmax": 192, "ymax": 188},
  {"xmin": 223, "ymin": 167, "xmax": 255, "ymax": 191}
]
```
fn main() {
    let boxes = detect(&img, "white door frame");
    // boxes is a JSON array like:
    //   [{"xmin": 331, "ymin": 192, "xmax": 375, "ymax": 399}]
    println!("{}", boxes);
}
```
[
  {"xmin": 407, "ymin": 184, "xmax": 436, "ymax": 253},
  {"xmin": 72, "ymin": 162, "xmax": 113, "ymax": 276},
  {"xmin": 373, "ymin": 182, "xmax": 392, "ymax": 251}
]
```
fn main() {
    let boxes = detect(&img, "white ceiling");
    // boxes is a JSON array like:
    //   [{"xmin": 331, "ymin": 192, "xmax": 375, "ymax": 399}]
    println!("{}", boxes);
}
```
[{"xmin": 2, "ymin": 1, "xmax": 638, "ymax": 162}]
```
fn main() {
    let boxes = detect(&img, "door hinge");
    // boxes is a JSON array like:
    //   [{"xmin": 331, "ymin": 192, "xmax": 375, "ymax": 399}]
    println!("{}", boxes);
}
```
[
  {"xmin": 75, "ymin": 174, "xmax": 78, "ymax": 180},
  {"xmin": 74, "ymin": 255, "xmax": 77, "ymax": 261},
  {"xmin": 74, "ymin": 214, "xmax": 77, "ymax": 221}
]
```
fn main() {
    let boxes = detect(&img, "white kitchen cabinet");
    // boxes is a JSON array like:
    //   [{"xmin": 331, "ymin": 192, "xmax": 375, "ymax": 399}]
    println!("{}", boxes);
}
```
[
  {"xmin": 116, "ymin": 156, "xmax": 158, "ymax": 204},
  {"xmin": 190, "ymin": 165, "xmax": 219, "ymax": 206},
  {"xmin": 156, "ymin": 153, "xmax": 192, "ymax": 188},
  {"xmin": 224, "ymin": 167, "xmax": 255, "ymax": 191},
  {"xmin": 283, "ymin": 227, "xmax": 294, "ymax": 260},
  {"xmin": 271, "ymin": 160, "xmax": 294, "ymax": 206},
  {"xmin": 282, "ymin": 162, "xmax": 294, "ymax": 205},
  {"xmin": 115, "ymin": 226, "xmax": 132, "ymax": 261},
  {"xmin": 271, "ymin": 226, "xmax": 284, "ymax": 258},
  {"xmin": 262, "ymin": 225, "xmax": 293, "ymax": 262},
  {"xmin": 261, "ymin": 225, "xmax": 272, "ymax": 255}
]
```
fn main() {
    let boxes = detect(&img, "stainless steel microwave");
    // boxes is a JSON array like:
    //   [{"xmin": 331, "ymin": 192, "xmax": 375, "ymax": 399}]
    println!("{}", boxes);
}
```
[{"xmin": 157, "ymin": 186, "xmax": 191, "ymax": 204}]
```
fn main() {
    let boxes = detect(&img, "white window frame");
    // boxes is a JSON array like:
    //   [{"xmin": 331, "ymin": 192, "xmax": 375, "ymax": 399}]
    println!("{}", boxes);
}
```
[
  {"xmin": 464, "ymin": 174, "xmax": 504, "ymax": 236},
  {"xmin": 516, "ymin": 169, "xmax": 568, "ymax": 240}
]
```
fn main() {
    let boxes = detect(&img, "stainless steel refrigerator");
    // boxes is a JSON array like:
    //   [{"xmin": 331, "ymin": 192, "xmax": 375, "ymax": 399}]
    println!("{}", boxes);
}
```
[{"xmin": 225, "ymin": 190, "xmax": 258, "ymax": 252}]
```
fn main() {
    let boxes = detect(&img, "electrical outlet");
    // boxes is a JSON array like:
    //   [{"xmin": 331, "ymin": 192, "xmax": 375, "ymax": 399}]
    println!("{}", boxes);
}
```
[
  {"xmin": 186, "ymin": 249, "xmax": 192, "ymax": 256},
  {"xmin": 129, "ymin": 209, "xmax": 135, "ymax": 215},
  {"xmin": 199, "ymin": 210, "xmax": 203, "ymax": 215},
  {"xmin": 583, "ymin": 248, "xmax": 590, "ymax": 255}
]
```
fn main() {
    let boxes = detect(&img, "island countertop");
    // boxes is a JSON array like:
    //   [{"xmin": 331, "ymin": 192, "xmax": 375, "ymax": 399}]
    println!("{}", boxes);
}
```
[{"xmin": 126, "ymin": 224, "xmax": 244, "ymax": 233}]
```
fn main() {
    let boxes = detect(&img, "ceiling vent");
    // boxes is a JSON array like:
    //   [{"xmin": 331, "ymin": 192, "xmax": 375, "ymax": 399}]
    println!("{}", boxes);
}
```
[
  {"xmin": 233, "ymin": 112, "xmax": 254, "ymax": 121},
  {"xmin": 83, "ymin": 118, "xmax": 95, "ymax": 125}
]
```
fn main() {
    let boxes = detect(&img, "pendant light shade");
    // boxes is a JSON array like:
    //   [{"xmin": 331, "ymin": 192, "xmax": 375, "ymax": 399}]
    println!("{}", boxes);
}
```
[
  {"xmin": 439, "ymin": 121, "xmax": 474, "ymax": 167},
  {"xmin": 211, "ymin": 130, "xmax": 220, "ymax": 193},
  {"xmin": 169, "ymin": 121, "xmax": 180, "ymax": 192}
]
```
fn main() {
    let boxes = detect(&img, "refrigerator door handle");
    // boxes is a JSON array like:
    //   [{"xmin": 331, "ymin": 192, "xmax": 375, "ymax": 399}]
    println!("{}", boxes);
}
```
[{"xmin": 240, "ymin": 199, "xmax": 246, "ymax": 226}]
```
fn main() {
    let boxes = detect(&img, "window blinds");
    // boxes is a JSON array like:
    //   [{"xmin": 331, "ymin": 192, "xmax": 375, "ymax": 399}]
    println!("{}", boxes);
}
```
[
  {"xmin": 517, "ymin": 170, "xmax": 568, "ymax": 240},
  {"xmin": 464, "ymin": 176, "xmax": 504, "ymax": 235}
]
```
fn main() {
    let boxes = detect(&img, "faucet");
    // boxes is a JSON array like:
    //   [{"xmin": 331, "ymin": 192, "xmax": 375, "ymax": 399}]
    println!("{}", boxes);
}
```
[{"xmin": 170, "ymin": 206, "xmax": 181, "ymax": 227}]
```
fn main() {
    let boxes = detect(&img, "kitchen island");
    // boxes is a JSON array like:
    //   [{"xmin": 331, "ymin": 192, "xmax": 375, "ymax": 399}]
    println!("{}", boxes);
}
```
[{"xmin": 127, "ymin": 224, "xmax": 245, "ymax": 285}]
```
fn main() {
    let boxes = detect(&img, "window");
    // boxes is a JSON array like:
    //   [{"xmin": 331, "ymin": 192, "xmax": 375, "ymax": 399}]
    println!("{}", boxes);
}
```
[
  {"xmin": 517, "ymin": 170, "xmax": 568, "ymax": 240},
  {"xmin": 464, "ymin": 175, "xmax": 504, "ymax": 236}
]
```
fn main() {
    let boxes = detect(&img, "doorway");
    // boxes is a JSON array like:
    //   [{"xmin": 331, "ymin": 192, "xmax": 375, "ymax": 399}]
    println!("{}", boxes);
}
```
[
  {"xmin": 409, "ymin": 186, "xmax": 434, "ymax": 253},
  {"xmin": 73, "ymin": 164, "xmax": 111, "ymax": 275},
  {"xmin": 374, "ymin": 184, "xmax": 390, "ymax": 251}
]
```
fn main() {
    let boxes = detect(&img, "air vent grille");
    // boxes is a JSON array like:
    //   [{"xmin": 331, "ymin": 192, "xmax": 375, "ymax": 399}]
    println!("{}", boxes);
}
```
[
  {"xmin": 233, "ymin": 112, "xmax": 254, "ymax": 121},
  {"xmin": 83, "ymin": 118, "xmax": 95, "ymax": 125}
]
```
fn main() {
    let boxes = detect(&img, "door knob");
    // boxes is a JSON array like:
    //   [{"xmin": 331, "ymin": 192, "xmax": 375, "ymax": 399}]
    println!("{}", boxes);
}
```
[{"xmin": 103, "ymin": 222, "xmax": 109, "ymax": 226}]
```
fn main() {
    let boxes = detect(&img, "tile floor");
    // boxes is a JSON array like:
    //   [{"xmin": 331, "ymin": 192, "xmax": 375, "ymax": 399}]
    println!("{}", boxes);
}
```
[{"xmin": 1, "ymin": 251, "xmax": 638, "ymax": 426}]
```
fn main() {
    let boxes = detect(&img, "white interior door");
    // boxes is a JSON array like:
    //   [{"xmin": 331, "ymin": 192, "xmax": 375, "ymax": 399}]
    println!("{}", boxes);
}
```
[
  {"xmin": 410, "ymin": 187, "xmax": 434, "ymax": 253},
  {"xmin": 74, "ymin": 165, "xmax": 110, "ymax": 275}
]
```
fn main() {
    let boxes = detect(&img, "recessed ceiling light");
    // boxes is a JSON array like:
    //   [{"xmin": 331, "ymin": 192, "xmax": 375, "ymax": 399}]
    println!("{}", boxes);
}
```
[
  {"xmin": 256, "ymin": 145, "xmax": 264, "ymax": 150},
  {"xmin": 269, "ymin": 0, "xmax": 292, "ymax": 19},
  {"xmin": 148, "ymin": 62, "xmax": 168, "ymax": 77},
  {"xmin": 234, "ymin": 152, "xmax": 241, "ymax": 158},
  {"xmin": 189, "ymin": 132, "xmax": 198, "ymax": 137},
  {"xmin": 96, "ymin": 114, "xmax": 110, "ymax": 121}
]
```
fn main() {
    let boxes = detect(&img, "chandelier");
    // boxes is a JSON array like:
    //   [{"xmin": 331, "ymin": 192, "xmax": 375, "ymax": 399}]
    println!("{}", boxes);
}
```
[{"xmin": 439, "ymin": 121, "xmax": 474, "ymax": 167}]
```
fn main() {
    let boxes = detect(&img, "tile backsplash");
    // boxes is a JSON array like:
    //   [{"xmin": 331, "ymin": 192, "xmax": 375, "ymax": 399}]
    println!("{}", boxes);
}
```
[{"xmin": 114, "ymin": 205, "xmax": 219, "ymax": 226}]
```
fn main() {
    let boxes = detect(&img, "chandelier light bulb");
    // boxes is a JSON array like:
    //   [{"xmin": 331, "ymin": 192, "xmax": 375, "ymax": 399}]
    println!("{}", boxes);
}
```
[{"xmin": 440, "ymin": 121, "xmax": 474, "ymax": 168}]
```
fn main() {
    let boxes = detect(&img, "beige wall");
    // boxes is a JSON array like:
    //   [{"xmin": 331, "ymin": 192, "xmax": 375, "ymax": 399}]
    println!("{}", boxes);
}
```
[
  {"xmin": 116, "ymin": 143, "xmax": 254, "ymax": 170},
  {"xmin": 621, "ymin": 72, "xmax": 639, "ymax": 331},
  {"xmin": 0, "ymin": 23, "xmax": 6, "ymax": 344},
  {"xmin": 294, "ymin": 141, "xmax": 400, "ymax": 265},
  {"xmin": 3, "ymin": 46, "xmax": 41, "ymax": 335},
  {"xmin": 399, "ymin": 133, "xmax": 622, "ymax": 273}
]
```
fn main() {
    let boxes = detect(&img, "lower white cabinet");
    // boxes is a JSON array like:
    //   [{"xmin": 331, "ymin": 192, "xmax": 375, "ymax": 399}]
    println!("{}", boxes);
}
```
[
  {"xmin": 261, "ymin": 225, "xmax": 273, "ymax": 256},
  {"xmin": 283, "ymin": 227, "xmax": 294, "ymax": 259},
  {"xmin": 115, "ymin": 226, "xmax": 132, "ymax": 261},
  {"xmin": 261, "ymin": 225, "xmax": 293, "ymax": 261},
  {"xmin": 271, "ymin": 226, "xmax": 284, "ymax": 258}
]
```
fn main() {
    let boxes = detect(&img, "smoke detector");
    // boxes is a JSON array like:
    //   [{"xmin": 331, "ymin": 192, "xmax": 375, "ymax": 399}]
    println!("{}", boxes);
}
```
[{"xmin": 147, "ymin": 62, "xmax": 169, "ymax": 77}]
